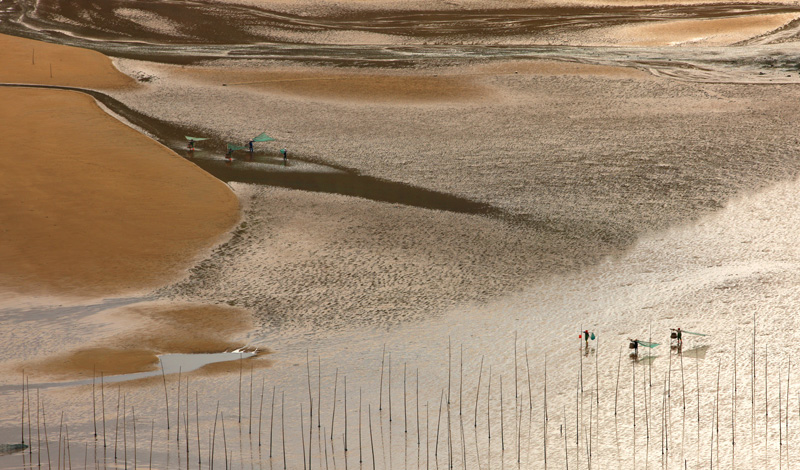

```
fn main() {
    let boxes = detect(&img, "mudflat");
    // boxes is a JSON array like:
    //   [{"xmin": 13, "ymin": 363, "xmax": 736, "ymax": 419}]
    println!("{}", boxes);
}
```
[{"xmin": 0, "ymin": 87, "xmax": 239, "ymax": 299}]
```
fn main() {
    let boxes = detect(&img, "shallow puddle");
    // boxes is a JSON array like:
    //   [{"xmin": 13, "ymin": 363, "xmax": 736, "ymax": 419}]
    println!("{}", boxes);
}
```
[{"xmin": 0, "ymin": 350, "xmax": 257, "ymax": 392}]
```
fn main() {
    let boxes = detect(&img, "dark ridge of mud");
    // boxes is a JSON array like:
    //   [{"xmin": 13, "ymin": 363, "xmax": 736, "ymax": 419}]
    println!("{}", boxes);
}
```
[
  {"xmin": 0, "ymin": 83, "xmax": 513, "ymax": 219},
  {"xmin": 2, "ymin": 3, "xmax": 800, "ymax": 66}
]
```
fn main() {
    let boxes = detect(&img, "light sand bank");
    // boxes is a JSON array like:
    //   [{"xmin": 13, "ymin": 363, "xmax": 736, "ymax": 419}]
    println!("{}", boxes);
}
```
[
  {"xmin": 579, "ymin": 12, "xmax": 800, "ymax": 46},
  {"xmin": 0, "ymin": 87, "xmax": 240, "ymax": 298}
]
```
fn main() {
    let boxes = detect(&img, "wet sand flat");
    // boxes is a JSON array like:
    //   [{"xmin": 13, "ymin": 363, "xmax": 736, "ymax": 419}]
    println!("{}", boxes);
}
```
[
  {"xmin": 0, "ymin": 33, "xmax": 135, "ymax": 88},
  {"xmin": 6, "ymin": 302, "xmax": 259, "ymax": 381},
  {"xmin": 0, "ymin": 87, "xmax": 240, "ymax": 299}
]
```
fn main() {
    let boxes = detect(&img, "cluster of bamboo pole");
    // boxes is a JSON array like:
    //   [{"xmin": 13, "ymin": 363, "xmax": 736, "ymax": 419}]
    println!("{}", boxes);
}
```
[{"xmin": 14, "ymin": 320, "xmax": 798, "ymax": 470}]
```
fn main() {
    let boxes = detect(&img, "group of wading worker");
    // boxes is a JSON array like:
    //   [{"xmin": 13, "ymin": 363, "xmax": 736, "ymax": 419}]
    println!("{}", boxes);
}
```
[{"xmin": 579, "ymin": 327, "xmax": 697, "ymax": 359}]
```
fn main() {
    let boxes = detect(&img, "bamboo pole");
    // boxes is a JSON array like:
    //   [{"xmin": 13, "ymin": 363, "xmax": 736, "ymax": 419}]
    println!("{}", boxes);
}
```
[
  {"xmin": 21, "ymin": 372, "xmax": 25, "ymax": 447},
  {"xmin": 132, "ymin": 407, "xmax": 137, "ymax": 470},
  {"xmin": 196, "ymin": 391, "xmax": 201, "ymax": 466},
  {"xmin": 92, "ymin": 369, "xmax": 97, "ymax": 438},
  {"xmin": 114, "ymin": 387, "xmax": 120, "ymax": 462},
  {"xmin": 475, "ymin": 357, "xmax": 484, "ymax": 428},
  {"xmin": 41, "ymin": 391, "xmax": 50, "ymax": 470},
  {"xmin": 123, "ymin": 395, "xmax": 127, "ymax": 470},
  {"xmin": 380, "ymin": 345, "xmax": 386, "ymax": 411},
  {"xmin": 301, "ymin": 404, "xmax": 307, "ymax": 470},
  {"xmin": 369, "ymin": 405, "xmax": 376, "ymax": 470},
  {"xmin": 417, "ymin": 369, "xmax": 421, "ymax": 446},
  {"xmin": 360, "ymin": 388, "xmax": 363, "ymax": 464},
  {"xmin": 211, "ymin": 402, "xmax": 219, "ymax": 470},
  {"xmin": 160, "ymin": 362, "xmax": 170, "ymax": 431},
  {"xmin": 331, "ymin": 369, "xmax": 339, "ymax": 441},
  {"xmin": 238, "ymin": 357, "xmax": 243, "ymax": 424},
  {"xmin": 615, "ymin": 349, "xmax": 622, "ymax": 416},
  {"xmin": 101, "ymin": 373, "xmax": 106, "ymax": 452},
  {"xmin": 177, "ymin": 367, "xmax": 181, "ymax": 442},
  {"xmin": 149, "ymin": 420, "xmax": 154, "ymax": 470},
  {"xmin": 259, "ymin": 376, "xmax": 265, "ymax": 447},
  {"xmin": 500, "ymin": 375, "xmax": 505, "ymax": 451},
  {"xmin": 436, "ymin": 390, "xmax": 444, "ymax": 459},
  {"xmin": 405, "ymin": 363, "xmax": 409, "ymax": 432},
  {"xmin": 461, "ymin": 346, "xmax": 464, "ymax": 417},
  {"xmin": 221, "ymin": 412, "xmax": 228, "ymax": 470},
  {"xmin": 389, "ymin": 353, "xmax": 393, "ymax": 422},
  {"xmin": 29, "ymin": 380, "xmax": 34, "ymax": 464},
  {"xmin": 282, "ymin": 392, "xmax": 287, "ymax": 470},
  {"xmin": 270, "ymin": 386, "xmax": 276, "ymax": 457},
  {"xmin": 57, "ymin": 412, "xmax": 62, "ymax": 470}
]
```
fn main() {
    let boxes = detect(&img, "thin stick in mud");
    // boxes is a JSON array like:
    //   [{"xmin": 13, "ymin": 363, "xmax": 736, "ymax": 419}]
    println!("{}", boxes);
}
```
[
  {"xmin": 475, "ymin": 356, "xmax": 484, "ymax": 428},
  {"xmin": 330, "ymin": 368, "xmax": 338, "ymax": 441},
  {"xmin": 380, "ymin": 344, "xmax": 386, "ymax": 411},
  {"xmin": 160, "ymin": 361, "xmax": 170, "ymax": 431}
]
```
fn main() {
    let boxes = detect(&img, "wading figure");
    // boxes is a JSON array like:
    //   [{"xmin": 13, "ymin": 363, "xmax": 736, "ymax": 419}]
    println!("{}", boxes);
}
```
[
  {"xmin": 670, "ymin": 327, "xmax": 683, "ymax": 351},
  {"xmin": 629, "ymin": 339, "xmax": 640, "ymax": 358},
  {"xmin": 281, "ymin": 148, "xmax": 287, "ymax": 165}
]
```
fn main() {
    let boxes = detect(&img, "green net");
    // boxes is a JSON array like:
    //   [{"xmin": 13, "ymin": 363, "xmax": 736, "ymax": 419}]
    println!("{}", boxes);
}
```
[
  {"xmin": 227, "ymin": 143, "xmax": 247, "ymax": 151},
  {"xmin": 637, "ymin": 340, "xmax": 660, "ymax": 348},
  {"xmin": 252, "ymin": 132, "xmax": 275, "ymax": 142}
]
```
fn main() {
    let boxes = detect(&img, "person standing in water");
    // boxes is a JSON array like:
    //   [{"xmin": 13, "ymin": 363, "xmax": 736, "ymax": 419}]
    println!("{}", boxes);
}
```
[
  {"xmin": 671, "ymin": 327, "xmax": 683, "ymax": 350},
  {"xmin": 281, "ymin": 148, "xmax": 287, "ymax": 165},
  {"xmin": 629, "ymin": 339, "xmax": 639, "ymax": 358}
]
